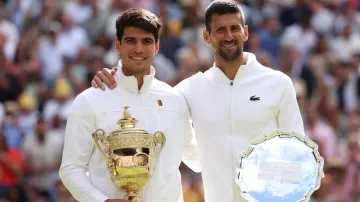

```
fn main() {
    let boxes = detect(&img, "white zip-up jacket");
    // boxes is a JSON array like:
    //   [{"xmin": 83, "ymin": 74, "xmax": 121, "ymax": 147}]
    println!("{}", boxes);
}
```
[
  {"xmin": 60, "ymin": 62, "xmax": 200, "ymax": 202},
  {"xmin": 175, "ymin": 52, "xmax": 305, "ymax": 202}
]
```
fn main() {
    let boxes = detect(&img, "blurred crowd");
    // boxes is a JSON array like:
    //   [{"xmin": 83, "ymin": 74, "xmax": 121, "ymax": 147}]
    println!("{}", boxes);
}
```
[{"xmin": 0, "ymin": 0, "xmax": 359, "ymax": 201}]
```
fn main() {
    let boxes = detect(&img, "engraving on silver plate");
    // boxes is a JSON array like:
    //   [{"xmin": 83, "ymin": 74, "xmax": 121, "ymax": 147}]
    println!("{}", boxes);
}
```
[{"xmin": 258, "ymin": 162, "xmax": 301, "ymax": 182}]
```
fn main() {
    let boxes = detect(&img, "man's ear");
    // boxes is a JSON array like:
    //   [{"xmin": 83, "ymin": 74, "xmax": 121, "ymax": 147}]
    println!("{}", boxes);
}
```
[
  {"xmin": 243, "ymin": 25, "xmax": 249, "ymax": 42},
  {"xmin": 203, "ymin": 30, "xmax": 211, "ymax": 45},
  {"xmin": 115, "ymin": 38, "xmax": 121, "ymax": 52},
  {"xmin": 155, "ymin": 39, "xmax": 160, "ymax": 54}
]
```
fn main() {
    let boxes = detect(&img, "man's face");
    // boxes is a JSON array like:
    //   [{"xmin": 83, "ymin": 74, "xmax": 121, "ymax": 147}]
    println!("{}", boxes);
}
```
[
  {"xmin": 116, "ymin": 26, "xmax": 159, "ymax": 75},
  {"xmin": 203, "ymin": 13, "xmax": 248, "ymax": 62}
]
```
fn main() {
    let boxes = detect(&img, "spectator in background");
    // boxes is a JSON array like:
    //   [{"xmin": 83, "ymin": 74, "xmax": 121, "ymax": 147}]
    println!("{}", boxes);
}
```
[
  {"xmin": 331, "ymin": 23, "xmax": 360, "ymax": 61},
  {"xmin": 0, "ymin": 131, "xmax": 24, "ymax": 189},
  {"xmin": 43, "ymin": 78, "xmax": 74, "ymax": 125},
  {"xmin": 52, "ymin": 178, "xmax": 76, "ymax": 202},
  {"xmin": 22, "ymin": 118, "xmax": 63, "ymax": 199},
  {"xmin": 278, "ymin": 43, "xmax": 317, "ymax": 100},
  {"xmin": 57, "ymin": 13, "xmax": 89, "ymax": 60},
  {"xmin": 304, "ymin": 105, "xmax": 337, "ymax": 160},
  {"xmin": 17, "ymin": 93, "xmax": 38, "ymax": 137},
  {"xmin": 280, "ymin": 6, "xmax": 317, "ymax": 60},
  {"xmin": 64, "ymin": 0, "xmax": 93, "ymax": 25},
  {"xmin": 81, "ymin": 0, "xmax": 109, "ymax": 43},
  {"xmin": 0, "ymin": 6, "xmax": 19, "ymax": 61},
  {"xmin": 0, "ymin": 51, "xmax": 21, "ymax": 103},
  {"xmin": 37, "ymin": 21, "xmax": 63, "ymax": 83},
  {"xmin": 257, "ymin": 15, "xmax": 281, "ymax": 63}
]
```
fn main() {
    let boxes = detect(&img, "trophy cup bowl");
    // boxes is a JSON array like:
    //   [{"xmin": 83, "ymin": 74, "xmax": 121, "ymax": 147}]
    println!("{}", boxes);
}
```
[{"xmin": 92, "ymin": 106, "xmax": 166, "ymax": 201}]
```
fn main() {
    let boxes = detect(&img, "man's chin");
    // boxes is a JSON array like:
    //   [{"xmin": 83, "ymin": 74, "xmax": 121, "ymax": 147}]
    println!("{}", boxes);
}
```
[
  {"xmin": 218, "ymin": 49, "xmax": 242, "ymax": 61},
  {"xmin": 219, "ymin": 53, "xmax": 240, "ymax": 61}
]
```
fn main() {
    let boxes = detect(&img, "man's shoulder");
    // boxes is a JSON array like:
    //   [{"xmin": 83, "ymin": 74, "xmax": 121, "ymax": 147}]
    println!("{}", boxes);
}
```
[
  {"xmin": 269, "ymin": 69, "xmax": 293, "ymax": 86},
  {"xmin": 80, "ymin": 86, "xmax": 115, "ymax": 99},
  {"xmin": 152, "ymin": 79, "xmax": 184, "ymax": 99},
  {"xmin": 174, "ymin": 72, "xmax": 205, "ymax": 93},
  {"xmin": 72, "ymin": 86, "xmax": 116, "ymax": 108},
  {"xmin": 252, "ymin": 62, "xmax": 292, "ymax": 85}
]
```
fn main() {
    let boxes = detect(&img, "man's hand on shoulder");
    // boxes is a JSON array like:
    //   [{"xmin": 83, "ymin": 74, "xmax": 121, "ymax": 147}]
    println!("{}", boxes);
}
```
[{"xmin": 91, "ymin": 67, "xmax": 118, "ymax": 90}]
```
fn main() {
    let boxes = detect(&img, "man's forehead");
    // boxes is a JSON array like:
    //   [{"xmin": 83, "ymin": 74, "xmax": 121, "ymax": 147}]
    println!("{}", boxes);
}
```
[
  {"xmin": 123, "ymin": 27, "xmax": 155, "ymax": 39},
  {"xmin": 210, "ymin": 13, "xmax": 242, "ymax": 27}
]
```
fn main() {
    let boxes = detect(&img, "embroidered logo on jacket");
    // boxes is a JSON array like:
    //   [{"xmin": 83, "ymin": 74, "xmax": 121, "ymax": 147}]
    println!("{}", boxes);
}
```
[
  {"xmin": 157, "ymin": 100, "xmax": 163, "ymax": 106},
  {"xmin": 250, "ymin": 95, "xmax": 260, "ymax": 101}
]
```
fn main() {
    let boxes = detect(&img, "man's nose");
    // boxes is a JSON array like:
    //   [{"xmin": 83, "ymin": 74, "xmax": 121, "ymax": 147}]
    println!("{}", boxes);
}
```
[
  {"xmin": 224, "ymin": 28, "xmax": 234, "ymax": 41},
  {"xmin": 135, "ymin": 42, "xmax": 144, "ymax": 53}
]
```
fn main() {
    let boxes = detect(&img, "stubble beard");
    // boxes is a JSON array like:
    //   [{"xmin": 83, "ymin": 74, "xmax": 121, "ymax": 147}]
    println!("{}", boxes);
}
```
[{"xmin": 216, "ymin": 40, "xmax": 243, "ymax": 62}]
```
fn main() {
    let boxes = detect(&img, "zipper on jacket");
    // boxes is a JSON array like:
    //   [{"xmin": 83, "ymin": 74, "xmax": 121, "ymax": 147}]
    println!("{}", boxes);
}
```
[{"xmin": 229, "ymin": 81, "xmax": 238, "ymax": 201}]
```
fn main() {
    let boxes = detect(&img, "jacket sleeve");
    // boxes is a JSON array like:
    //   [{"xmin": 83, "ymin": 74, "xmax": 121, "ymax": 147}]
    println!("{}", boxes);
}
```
[
  {"xmin": 277, "ymin": 77, "xmax": 305, "ymax": 135},
  {"xmin": 59, "ymin": 94, "xmax": 109, "ymax": 202},
  {"xmin": 179, "ymin": 93, "xmax": 202, "ymax": 173}
]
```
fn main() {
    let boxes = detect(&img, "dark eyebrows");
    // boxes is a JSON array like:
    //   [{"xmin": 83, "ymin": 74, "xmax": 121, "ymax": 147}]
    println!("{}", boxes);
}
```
[
  {"xmin": 123, "ymin": 36, "xmax": 155, "ymax": 43},
  {"xmin": 123, "ymin": 36, "xmax": 136, "ymax": 41},
  {"xmin": 216, "ymin": 26, "xmax": 225, "ymax": 31},
  {"xmin": 143, "ymin": 37, "xmax": 155, "ymax": 43}
]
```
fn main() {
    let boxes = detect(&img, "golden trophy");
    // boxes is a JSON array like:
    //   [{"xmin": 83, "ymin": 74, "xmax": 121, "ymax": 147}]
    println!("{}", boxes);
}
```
[{"xmin": 92, "ymin": 106, "xmax": 166, "ymax": 201}]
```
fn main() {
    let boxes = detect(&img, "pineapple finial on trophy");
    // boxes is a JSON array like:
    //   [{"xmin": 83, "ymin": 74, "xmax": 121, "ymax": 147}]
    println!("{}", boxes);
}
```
[{"xmin": 117, "ymin": 106, "xmax": 138, "ymax": 129}]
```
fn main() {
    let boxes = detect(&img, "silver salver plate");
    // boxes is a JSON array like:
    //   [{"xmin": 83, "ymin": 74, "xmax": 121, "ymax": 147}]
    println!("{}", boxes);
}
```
[{"xmin": 235, "ymin": 130, "xmax": 324, "ymax": 202}]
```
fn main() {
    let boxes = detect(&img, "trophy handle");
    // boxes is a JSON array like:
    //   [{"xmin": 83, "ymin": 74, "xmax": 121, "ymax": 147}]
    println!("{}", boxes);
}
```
[
  {"xmin": 92, "ymin": 129, "xmax": 109, "ymax": 161},
  {"xmin": 153, "ymin": 131, "xmax": 166, "ymax": 159}
]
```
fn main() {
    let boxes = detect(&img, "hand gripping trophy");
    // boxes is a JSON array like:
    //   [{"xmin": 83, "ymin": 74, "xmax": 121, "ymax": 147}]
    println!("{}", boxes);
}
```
[{"xmin": 92, "ymin": 106, "xmax": 166, "ymax": 201}]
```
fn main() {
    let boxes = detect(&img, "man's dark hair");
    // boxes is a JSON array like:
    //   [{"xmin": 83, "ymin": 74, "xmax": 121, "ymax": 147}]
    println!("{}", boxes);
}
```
[
  {"xmin": 205, "ymin": 0, "xmax": 245, "ymax": 32},
  {"xmin": 116, "ymin": 8, "xmax": 162, "ymax": 42}
]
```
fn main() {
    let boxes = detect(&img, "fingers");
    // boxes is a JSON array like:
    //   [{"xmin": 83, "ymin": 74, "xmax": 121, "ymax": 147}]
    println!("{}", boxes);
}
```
[
  {"xmin": 92, "ymin": 76, "xmax": 105, "ymax": 91},
  {"xmin": 111, "ymin": 67, "xmax": 118, "ymax": 75},
  {"xmin": 91, "ymin": 79, "xmax": 99, "ymax": 89},
  {"xmin": 95, "ymin": 70, "xmax": 113, "ymax": 89},
  {"xmin": 102, "ymin": 68, "xmax": 117, "ymax": 88}
]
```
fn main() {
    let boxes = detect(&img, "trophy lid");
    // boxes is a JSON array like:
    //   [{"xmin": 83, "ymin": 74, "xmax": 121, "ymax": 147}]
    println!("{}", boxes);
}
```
[
  {"xmin": 117, "ymin": 106, "xmax": 138, "ymax": 129},
  {"xmin": 111, "ymin": 106, "xmax": 148, "ymax": 135}
]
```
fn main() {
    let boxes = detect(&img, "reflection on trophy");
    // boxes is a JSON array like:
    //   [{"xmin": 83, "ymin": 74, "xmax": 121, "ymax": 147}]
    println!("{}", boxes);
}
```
[{"xmin": 92, "ymin": 106, "xmax": 166, "ymax": 201}]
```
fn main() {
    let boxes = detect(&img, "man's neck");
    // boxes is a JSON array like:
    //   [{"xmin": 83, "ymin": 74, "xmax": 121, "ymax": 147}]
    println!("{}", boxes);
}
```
[
  {"xmin": 135, "ymin": 75, "xmax": 144, "ymax": 90},
  {"xmin": 122, "ymin": 66, "xmax": 151, "ymax": 90},
  {"xmin": 215, "ymin": 52, "xmax": 247, "ymax": 80}
]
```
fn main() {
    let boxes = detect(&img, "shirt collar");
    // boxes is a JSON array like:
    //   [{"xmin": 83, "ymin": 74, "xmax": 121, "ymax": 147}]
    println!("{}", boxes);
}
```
[
  {"xmin": 115, "ymin": 60, "xmax": 155, "ymax": 93},
  {"xmin": 204, "ymin": 52, "xmax": 256, "ymax": 85}
]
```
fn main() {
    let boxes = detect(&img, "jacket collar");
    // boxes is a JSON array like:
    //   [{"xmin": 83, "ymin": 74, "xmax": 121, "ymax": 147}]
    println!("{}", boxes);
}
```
[
  {"xmin": 115, "ymin": 60, "xmax": 155, "ymax": 93},
  {"xmin": 204, "ymin": 52, "xmax": 256, "ymax": 85}
]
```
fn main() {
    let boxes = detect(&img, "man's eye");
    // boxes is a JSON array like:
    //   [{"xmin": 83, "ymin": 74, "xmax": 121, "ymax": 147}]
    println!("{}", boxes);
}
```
[
  {"xmin": 144, "ymin": 40, "xmax": 154, "ymax": 44},
  {"xmin": 217, "ymin": 28, "xmax": 224, "ymax": 32}
]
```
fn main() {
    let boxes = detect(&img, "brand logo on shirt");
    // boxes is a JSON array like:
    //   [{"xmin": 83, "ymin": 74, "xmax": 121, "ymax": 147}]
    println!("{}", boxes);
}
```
[
  {"xmin": 250, "ymin": 95, "xmax": 260, "ymax": 101},
  {"xmin": 157, "ymin": 100, "xmax": 163, "ymax": 106}
]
